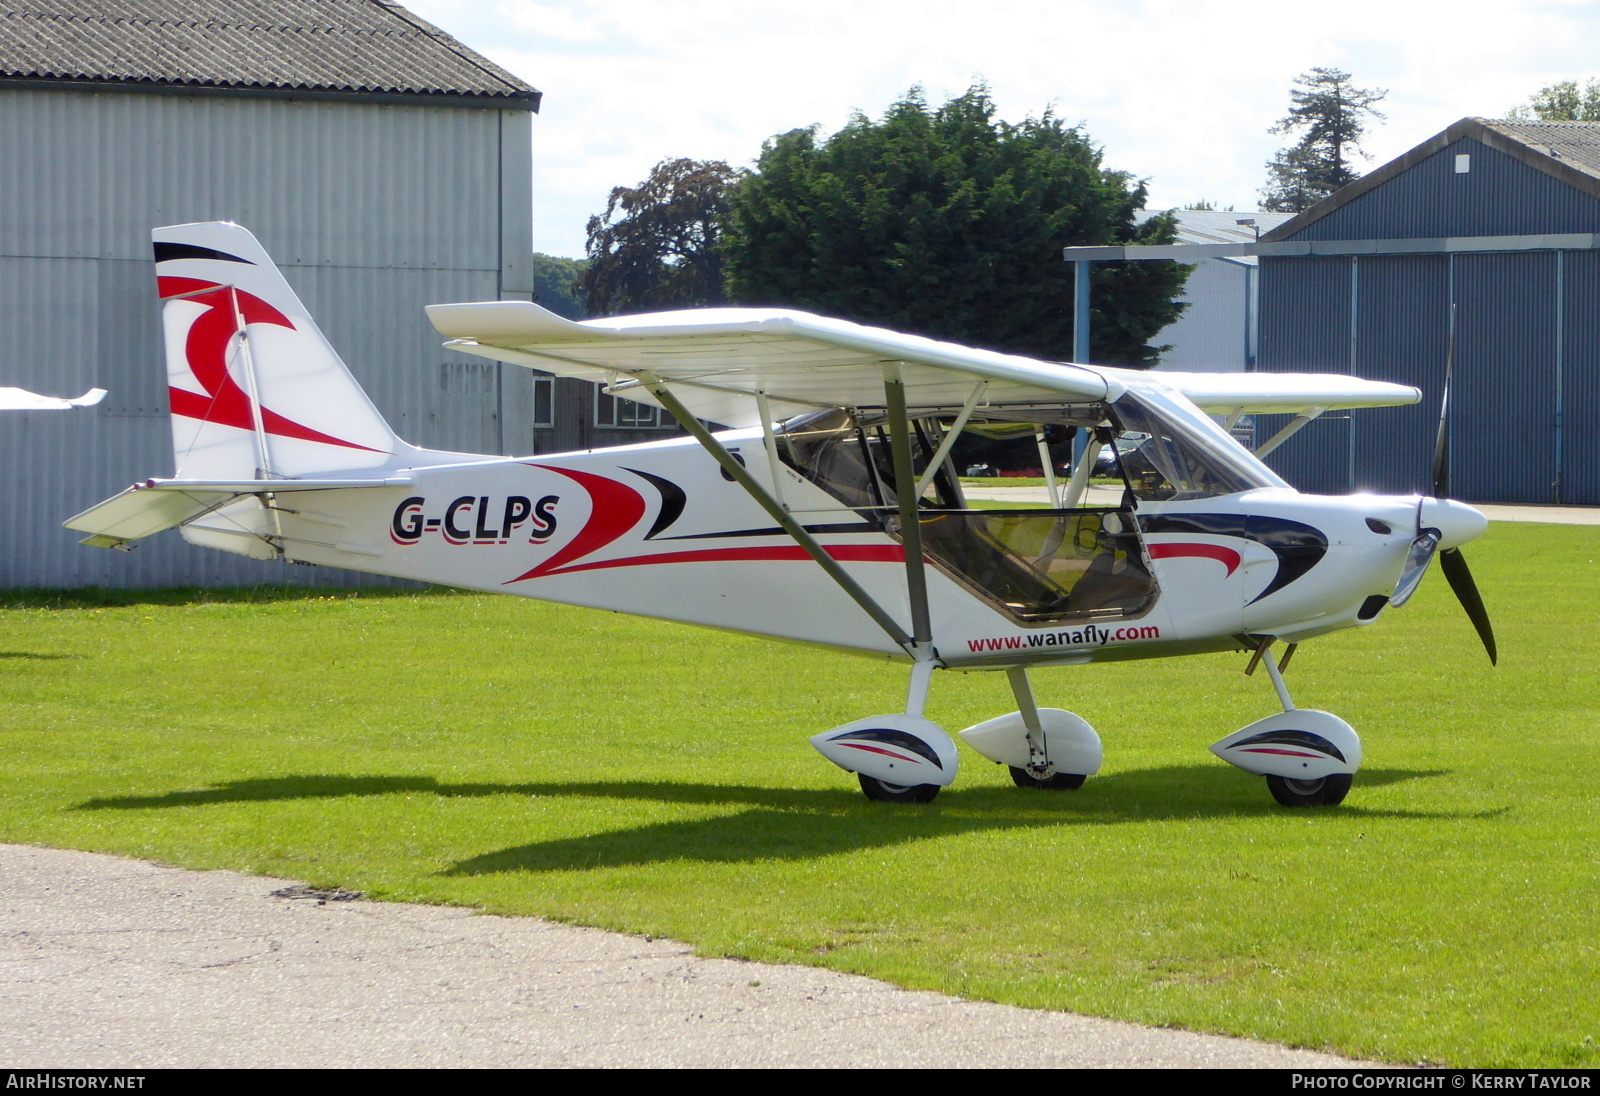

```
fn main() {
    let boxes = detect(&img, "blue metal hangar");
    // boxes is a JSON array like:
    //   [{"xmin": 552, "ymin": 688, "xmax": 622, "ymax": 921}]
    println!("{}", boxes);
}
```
[
  {"xmin": 1071, "ymin": 117, "xmax": 1600, "ymax": 507},
  {"xmin": 1254, "ymin": 117, "xmax": 1600, "ymax": 506}
]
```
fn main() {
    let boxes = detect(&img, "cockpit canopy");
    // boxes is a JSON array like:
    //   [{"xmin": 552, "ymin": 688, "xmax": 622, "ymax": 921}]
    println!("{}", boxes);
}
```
[
  {"xmin": 776, "ymin": 389, "xmax": 1282, "ymax": 513},
  {"xmin": 771, "ymin": 389, "xmax": 1281, "ymax": 625}
]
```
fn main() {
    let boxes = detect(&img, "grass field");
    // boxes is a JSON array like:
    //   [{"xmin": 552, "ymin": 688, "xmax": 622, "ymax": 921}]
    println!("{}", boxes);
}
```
[{"xmin": 0, "ymin": 522, "xmax": 1595, "ymax": 1066}]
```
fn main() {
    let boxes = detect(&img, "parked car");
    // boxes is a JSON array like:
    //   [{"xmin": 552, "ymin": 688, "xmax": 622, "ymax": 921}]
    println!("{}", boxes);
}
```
[{"xmin": 1090, "ymin": 432, "xmax": 1150, "ymax": 478}]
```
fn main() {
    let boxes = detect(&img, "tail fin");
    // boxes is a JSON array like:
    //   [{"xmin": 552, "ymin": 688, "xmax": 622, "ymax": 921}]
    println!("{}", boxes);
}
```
[{"xmin": 153, "ymin": 222, "xmax": 398, "ymax": 479}]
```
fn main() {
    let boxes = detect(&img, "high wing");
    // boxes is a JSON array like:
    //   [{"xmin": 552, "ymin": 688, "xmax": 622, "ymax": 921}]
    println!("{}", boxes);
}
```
[
  {"xmin": 427, "ymin": 304, "xmax": 1113, "ymax": 427},
  {"xmin": 1138, "ymin": 371, "xmax": 1422, "ymax": 414},
  {"xmin": 427, "ymin": 302, "xmax": 1420, "ymax": 423}
]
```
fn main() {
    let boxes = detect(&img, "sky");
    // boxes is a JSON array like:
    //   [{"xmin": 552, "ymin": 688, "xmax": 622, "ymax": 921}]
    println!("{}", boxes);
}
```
[{"xmin": 406, "ymin": 0, "xmax": 1600, "ymax": 258}]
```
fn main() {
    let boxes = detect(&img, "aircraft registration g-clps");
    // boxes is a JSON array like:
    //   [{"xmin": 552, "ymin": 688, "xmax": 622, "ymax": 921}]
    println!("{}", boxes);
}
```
[{"xmin": 68, "ymin": 222, "xmax": 1497, "ymax": 808}]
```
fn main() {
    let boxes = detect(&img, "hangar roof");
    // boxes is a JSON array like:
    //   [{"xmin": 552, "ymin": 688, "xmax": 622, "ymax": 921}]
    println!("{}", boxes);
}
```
[
  {"xmin": 1262, "ymin": 117, "xmax": 1600, "ymax": 242},
  {"xmin": 1135, "ymin": 208, "xmax": 1295, "ymax": 267},
  {"xmin": 0, "ymin": 0, "xmax": 539, "ymax": 109}
]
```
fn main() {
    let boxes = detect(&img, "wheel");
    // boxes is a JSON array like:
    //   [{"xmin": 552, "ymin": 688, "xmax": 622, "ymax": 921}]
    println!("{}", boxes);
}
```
[
  {"xmin": 858, "ymin": 774, "xmax": 940, "ymax": 803},
  {"xmin": 1009, "ymin": 766, "xmax": 1087, "ymax": 791},
  {"xmin": 1266, "ymin": 772, "xmax": 1352, "ymax": 807}
]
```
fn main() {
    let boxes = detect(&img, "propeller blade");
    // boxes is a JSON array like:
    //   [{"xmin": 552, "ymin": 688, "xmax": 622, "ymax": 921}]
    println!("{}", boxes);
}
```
[
  {"xmin": 1389, "ymin": 531, "xmax": 1440, "ymax": 608},
  {"xmin": 1432, "ymin": 305, "xmax": 1455, "ymax": 499},
  {"xmin": 1439, "ymin": 547, "xmax": 1497, "ymax": 666}
]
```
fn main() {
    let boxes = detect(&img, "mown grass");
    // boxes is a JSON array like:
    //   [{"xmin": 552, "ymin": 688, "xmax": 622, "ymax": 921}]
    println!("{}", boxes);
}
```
[{"xmin": 0, "ymin": 523, "xmax": 1595, "ymax": 1066}]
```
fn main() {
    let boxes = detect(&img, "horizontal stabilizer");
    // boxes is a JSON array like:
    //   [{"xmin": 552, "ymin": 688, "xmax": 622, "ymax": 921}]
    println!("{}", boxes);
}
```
[{"xmin": 64, "ymin": 476, "xmax": 414, "ymax": 550}]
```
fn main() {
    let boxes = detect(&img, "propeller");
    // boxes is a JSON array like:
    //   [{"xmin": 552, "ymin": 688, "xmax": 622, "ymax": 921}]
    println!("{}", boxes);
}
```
[{"xmin": 1391, "ymin": 306, "xmax": 1496, "ymax": 665}]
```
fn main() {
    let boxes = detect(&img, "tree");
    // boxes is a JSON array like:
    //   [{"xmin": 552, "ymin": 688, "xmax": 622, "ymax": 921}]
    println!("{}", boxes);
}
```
[
  {"xmin": 1260, "ymin": 68, "xmax": 1387, "ymax": 213},
  {"xmin": 1509, "ymin": 79, "xmax": 1600, "ymax": 121},
  {"xmin": 530, "ymin": 253, "xmax": 588, "ymax": 319},
  {"xmin": 577, "ymin": 158, "xmax": 740, "ymax": 316},
  {"xmin": 721, "ymin": 86, "xmax": 1190, "ymax": 367}
]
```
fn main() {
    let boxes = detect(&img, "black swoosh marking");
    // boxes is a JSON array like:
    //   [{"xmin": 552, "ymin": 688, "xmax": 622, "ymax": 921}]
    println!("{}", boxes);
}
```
[
  {"xmin": 152, "ymin": 242, "xmax": 255, "ymax": 265},
  {"xmin": 1138, "ymin": 513, "xmax": 1328, "ymax": 605},
  {"xmin": 623, "ymin": 467, "xmax": 687, "ymax": 540}
]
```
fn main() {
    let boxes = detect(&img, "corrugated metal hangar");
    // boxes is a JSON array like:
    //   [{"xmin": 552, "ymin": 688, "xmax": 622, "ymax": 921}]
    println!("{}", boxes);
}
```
[
  {"xmin": 1137, "ymin": 209, "xmax": 1293, "ymax": 374},
  {"xmin": 0, "ymin": 0, "xmax": 678, "ymax": 588},
  {"xmin": 1255, "ymin": 118, "xmax": 1600, "ymax": 506},
  {"xmin": 1074, "ymin": 117, "xmax": 1600, "ymax": 507}
]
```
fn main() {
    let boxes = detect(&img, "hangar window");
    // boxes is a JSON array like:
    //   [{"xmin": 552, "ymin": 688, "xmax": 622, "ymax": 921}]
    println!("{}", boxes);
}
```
[{"xmin": 595, "ymin": 386, "xmax": 664, "ymax": 429}]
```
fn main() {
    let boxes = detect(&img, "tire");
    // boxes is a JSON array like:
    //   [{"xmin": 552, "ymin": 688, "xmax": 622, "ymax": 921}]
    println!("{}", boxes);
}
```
[
  {"xmin": 1009, "ymin": 766, "xmax": 1087, "ymax": 791},
  {"xmin": 858, "ymin": 774, "xmax": 940, "ymax": 803},
  {"xmin": 1266, "ymin": 772, "xmax": 1352, "ymax": 807}
]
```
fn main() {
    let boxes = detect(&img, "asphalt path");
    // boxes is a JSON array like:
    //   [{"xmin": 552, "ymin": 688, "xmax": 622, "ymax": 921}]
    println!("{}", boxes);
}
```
[{"xmin": 0, "ymin": 844, "xmax": 1369, "ymax": 1069}]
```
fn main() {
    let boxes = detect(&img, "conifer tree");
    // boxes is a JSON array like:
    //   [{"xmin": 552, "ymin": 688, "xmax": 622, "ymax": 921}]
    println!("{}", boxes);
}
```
[{"xmin": 1260, "ymin": 68, "xmax": 1387, "ymax": 213}]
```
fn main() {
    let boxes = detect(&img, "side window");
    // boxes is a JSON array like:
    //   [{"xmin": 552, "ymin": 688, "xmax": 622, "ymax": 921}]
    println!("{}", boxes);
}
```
[
  {"xmin": 918, "ymin": 509, "xmax": 1157, "ymax": 623},
  {"xmin": 777, "ymin": 408, "xmax": 884, "ymax": 511}
]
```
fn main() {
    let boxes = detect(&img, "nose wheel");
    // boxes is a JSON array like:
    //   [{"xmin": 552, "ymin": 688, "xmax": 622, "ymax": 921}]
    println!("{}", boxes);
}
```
[
  {"xmin": 1266, "ymin": 773, "xmax": 1352, "ymax": 808},
  {"xmin": 858, "ymin": 774, "xmax": 940, "ymax": 803}
]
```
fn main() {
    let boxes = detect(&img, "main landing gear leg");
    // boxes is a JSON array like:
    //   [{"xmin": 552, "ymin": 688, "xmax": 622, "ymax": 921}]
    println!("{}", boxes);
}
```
[
  {"xmin": 1211, "ymin": 639, "xmax": 1358, "ymax": 808},
  {"xmin": 1005, "ymin": 667, "xmax": 1086, "ymax": 791}
]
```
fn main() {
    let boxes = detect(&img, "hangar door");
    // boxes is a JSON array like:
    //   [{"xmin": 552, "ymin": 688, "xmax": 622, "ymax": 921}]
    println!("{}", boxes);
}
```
[{"xmin": 1257, "ymin": 251, "xmax": 1591, "ymax": 505}]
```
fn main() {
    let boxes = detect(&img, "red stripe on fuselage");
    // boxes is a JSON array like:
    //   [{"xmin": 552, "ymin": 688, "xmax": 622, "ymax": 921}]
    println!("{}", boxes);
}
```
[
  {"xmin": 1147, "ymin": 541, "xmax": 1241, "ymax": 577},
  {"xmin": 505, "ymin": 543, "xmax": 904, "ymax": 582},
  {"xmin": 506, "ymin": 466, "xmax": 648, "ymax": 581}
]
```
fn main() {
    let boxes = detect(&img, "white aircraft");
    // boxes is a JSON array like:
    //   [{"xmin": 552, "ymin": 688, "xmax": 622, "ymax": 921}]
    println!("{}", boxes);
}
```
[{"xmin": 66, "ymin": 222, "xmax": 1495, "ymax": 808}]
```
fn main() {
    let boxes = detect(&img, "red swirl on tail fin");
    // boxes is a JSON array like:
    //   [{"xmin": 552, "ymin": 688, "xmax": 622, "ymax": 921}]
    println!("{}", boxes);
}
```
[{"xmin": 159, "ymin": 276, "xmax": 381, "ymax": 453}]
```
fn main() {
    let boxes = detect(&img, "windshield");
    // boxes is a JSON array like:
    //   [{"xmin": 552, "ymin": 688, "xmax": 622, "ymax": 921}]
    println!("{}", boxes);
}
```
[{"xmin": 1109, "ymin": 390, "xmax": 1285, "ymax": 501}]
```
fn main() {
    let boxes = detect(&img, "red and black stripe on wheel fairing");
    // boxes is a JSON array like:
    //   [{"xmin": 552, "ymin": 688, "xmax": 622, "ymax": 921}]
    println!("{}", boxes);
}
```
[
  {"xmin": 1229, "ymin": 728, "xmax": 1346, "ymax": 763},
  {"xmin": 825, "ymin": 728, "xmax": 945, "ymax": 769},
  {"xmin": 1138, "ymin": 513, "xmax": 1327, "ymax": 605}
]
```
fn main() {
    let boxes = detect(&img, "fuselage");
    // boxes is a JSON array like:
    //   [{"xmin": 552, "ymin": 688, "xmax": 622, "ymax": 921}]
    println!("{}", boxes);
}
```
[{"xmin": 184, "ymin": 423, "xmax": 1468, "ymax": 671}]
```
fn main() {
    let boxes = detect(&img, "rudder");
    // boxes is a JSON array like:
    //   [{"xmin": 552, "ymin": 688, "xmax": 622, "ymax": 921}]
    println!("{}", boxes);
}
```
[{"xmin": 153, "ymin": 222, "xmax": 398, "ymax": 480}]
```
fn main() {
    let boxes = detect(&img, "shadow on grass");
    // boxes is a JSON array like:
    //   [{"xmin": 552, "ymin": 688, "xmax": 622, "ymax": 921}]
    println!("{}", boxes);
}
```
[
  {"xmin": 78, "ymin": 766, "xmax": 1455, "ymax": 815},
  {"xmin": 78, "ymin": 766, "xmax": 1487, "ymax": 874},
  {"xmin": 0, "ymin": 651, "xmax": 77, "ymax": 660}
]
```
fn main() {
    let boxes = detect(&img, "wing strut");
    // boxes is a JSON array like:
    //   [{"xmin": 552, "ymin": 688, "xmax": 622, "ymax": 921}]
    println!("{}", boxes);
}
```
[
  {"xmin": 1254, "ymin": 406, "xmax": 1325, "ymax": 459},
  {"xmin": 883, "ymin": 364, "xmax": 934, "ymax": 660},
  {"xmin": 637, "ymin": 371, "xmax": 916, "ymax": 654},
  {"xmin": 913, "ymin": 380, "xmax": 986, "ymax": 499}
]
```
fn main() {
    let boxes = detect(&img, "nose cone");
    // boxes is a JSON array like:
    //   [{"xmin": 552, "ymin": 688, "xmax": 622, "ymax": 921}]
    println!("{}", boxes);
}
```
[{"xmin": 1419, "ymin": 497, "xmax": 1489, "ymax": 550}]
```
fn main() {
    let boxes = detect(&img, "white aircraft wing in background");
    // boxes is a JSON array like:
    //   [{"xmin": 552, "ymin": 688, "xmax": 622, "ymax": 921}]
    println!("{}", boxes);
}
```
[{"xmin": 0, "ymin": 387, "xmax": 106, "ymax": 411}]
